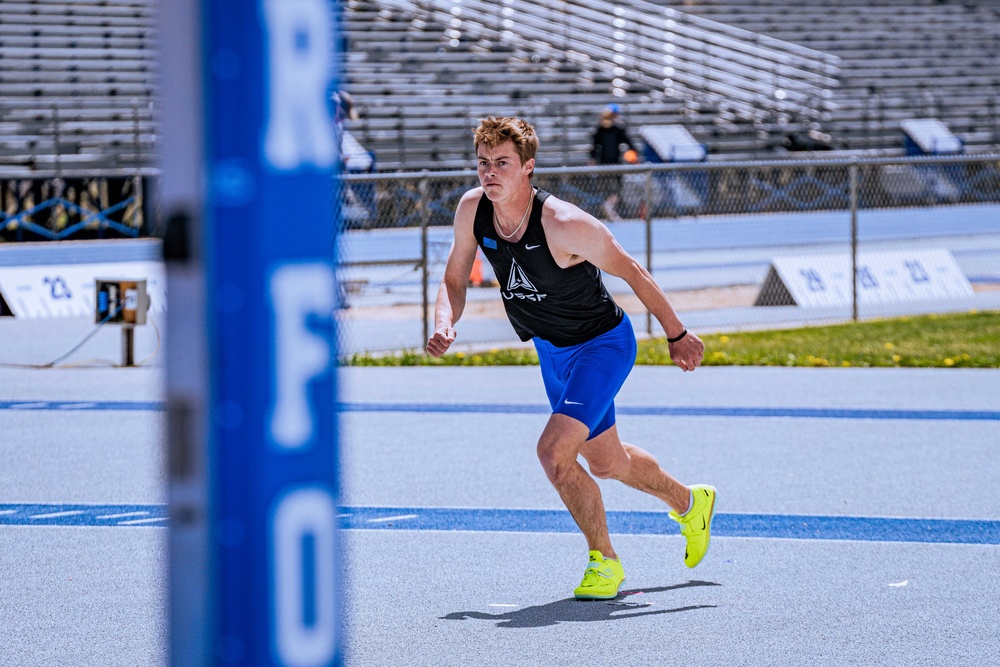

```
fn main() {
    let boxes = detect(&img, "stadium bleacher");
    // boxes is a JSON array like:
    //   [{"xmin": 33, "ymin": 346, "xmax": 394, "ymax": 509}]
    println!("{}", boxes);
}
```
[
  {"xmin": 0, "ymin": 0, "xmax": 997, "ymax": 175},
  {"xmin": 676, "ymin": 0, "xmax": 1000, "ymax": 155},
  {"xmin": 0, "ymin": 0, "xmax": 157, "ymax": 177},
  {"xmin": 341, "ymin": 0, "xmax": 1000, "ymax": 170},
  {"xmin": 341, "ymin": 0, "xmax": 846, "ymax": 170}
]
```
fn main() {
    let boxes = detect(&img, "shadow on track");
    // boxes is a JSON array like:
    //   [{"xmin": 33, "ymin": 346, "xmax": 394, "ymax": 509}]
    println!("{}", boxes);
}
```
[{"xmin": 441, "ymin": 580, "xmax": 720, "ymax": 628}]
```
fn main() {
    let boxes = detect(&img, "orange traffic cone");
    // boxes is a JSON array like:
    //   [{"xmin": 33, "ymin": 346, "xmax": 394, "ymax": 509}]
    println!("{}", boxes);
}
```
[{"xmin": 469, "ymin": 251, "xmax": 484, "ymax": 287}]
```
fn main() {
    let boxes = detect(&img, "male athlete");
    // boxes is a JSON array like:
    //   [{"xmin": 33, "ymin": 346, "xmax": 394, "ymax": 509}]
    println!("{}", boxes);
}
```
[{"xmin": 426, "ymin": 116, "xmax": 716, "ymax": 600}]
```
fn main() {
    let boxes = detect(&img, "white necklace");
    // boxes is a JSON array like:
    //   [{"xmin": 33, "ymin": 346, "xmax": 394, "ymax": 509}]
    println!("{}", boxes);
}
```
[{"xmin": 494, "ymin": 189, "xmax": 534, "ymax": 240}]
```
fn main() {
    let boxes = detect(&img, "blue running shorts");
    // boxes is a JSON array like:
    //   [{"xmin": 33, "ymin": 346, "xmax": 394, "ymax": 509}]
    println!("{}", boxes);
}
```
[{"xmin": 533, "ymin": 313, "xmax": 637, "ymax": 439}]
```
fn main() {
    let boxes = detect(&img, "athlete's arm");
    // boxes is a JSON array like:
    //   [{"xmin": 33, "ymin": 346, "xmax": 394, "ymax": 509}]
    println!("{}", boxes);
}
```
[
  {"xmin": 542, "ymin": 198, "xmax": 705, "ymax": 371},
  {"xmin": 426, "ymin": 188, "xmax": 481, "ymax": 357}
]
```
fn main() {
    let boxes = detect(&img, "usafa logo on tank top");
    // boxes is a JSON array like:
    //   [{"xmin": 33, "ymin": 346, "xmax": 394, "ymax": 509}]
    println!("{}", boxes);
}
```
[{"xmin": 503, "ymin": 258, "xmax": 547, "ymax": 302}]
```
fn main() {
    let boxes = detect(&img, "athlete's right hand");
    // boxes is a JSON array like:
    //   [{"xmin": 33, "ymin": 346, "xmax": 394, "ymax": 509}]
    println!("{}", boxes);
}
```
[{"xmin": 426, "ymin": 326, "xmax": 457, "ymax": 357}]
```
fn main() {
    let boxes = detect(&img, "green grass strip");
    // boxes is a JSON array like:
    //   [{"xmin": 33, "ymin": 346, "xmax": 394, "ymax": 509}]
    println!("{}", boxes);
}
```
[{"xmin": 346, "ymin": 310, "xmax": 1000, "ymax": 368}]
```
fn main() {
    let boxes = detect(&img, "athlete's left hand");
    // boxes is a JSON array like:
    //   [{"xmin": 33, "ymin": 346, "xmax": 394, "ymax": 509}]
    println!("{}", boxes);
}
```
[{"xmin": 669, "ymin": 332, "xmax": 704, "ymax": 372}]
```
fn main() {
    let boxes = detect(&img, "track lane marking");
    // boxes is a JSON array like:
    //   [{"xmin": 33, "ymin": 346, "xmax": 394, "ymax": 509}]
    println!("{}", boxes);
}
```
[
  {"xmin": 30, "ymin": 510, "xmax": 86, "ymax": 520},
  {"xmin": 1, "ymin": 401, "xmax": 997, "ymax": 421},
  {"xmin": 96, "ymin": 511, "xmax": 150, "ymax": 520},
  {"xmin": 1, "ymin": 503, "xmax": 997, "ymax": 545}
]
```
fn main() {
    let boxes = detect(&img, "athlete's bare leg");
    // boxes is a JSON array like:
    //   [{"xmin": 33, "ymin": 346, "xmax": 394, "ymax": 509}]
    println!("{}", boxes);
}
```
[
  {"xmin": 536, "ymin": 414, "xmax": 618, "ymax": 559},
  {"xmin": 580, "ymin": 424, "xmax": 692, "ymax": 514}
]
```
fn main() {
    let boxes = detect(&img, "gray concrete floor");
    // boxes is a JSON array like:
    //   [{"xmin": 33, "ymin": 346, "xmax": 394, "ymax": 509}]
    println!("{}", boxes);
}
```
[{"xmin": 1, "ymin": 318, "xmax": 998, "ymax": 666}]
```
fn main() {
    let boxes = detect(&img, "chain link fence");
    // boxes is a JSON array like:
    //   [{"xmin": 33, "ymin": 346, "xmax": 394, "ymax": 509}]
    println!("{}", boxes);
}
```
[{"xmin": 336, "ymin": 154, "xmax": 1000, "ymax": 357}]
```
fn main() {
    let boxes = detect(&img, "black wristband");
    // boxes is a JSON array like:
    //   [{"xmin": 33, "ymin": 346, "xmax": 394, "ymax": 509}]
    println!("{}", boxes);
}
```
[{"xmin": 667, "ymin": 329, "xmax": 688, "ymax": 344}]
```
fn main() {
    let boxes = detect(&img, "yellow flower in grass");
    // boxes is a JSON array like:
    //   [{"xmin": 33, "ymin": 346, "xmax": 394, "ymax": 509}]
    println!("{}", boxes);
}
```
[
  {"xmin": 892, "ymin": 355, "xmax": 902, "ymax": 363},
  {"xmin": 455, "ymin": 352, "xmax": 465, "ymax": 359},
  {"xmin": 883, "ymin": 342, "xmax": 895, "ymax": 350},
  {"xmin": 944, "ymin": 358, "xmax": 954, "ymax": 367},
  {"xmin": 719, "ymin": 335, "xmax": 730, "ymax": 344}
]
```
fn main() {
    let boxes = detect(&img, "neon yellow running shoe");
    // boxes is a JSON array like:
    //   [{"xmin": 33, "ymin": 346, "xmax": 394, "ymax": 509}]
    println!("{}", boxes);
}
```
[
  {"xmin": 573, "ymin": 550, "xmax": 625, "ymax": 600},
  {"xmin": 669, "ymin": 485, "xmax": 717, "ymax": 568}
]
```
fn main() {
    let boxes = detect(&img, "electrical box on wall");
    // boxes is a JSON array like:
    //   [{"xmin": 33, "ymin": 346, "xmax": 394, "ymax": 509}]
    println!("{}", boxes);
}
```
[{"xmin": 95, "ymin": 279, "xmax": 149, "ymax": 325}]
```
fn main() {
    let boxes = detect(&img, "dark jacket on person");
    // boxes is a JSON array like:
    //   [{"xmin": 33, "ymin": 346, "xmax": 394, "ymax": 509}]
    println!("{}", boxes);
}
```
[{"xmin": 591, "ymin": 124, "xmax": 635, "ymax": 165}]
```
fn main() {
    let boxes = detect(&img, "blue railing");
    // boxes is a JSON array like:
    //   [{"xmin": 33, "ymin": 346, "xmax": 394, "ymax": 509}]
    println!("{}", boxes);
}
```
[
  {"xmin": 0, "ymin": 176, "xmax": 145, "ymax": 241},
  {"xmin": 2, "ymin": 196, "xmax": 140, "ymax": 240}
]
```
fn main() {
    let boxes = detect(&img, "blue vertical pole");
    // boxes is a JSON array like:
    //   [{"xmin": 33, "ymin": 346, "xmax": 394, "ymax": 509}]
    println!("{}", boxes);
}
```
[{"xmin": 161, "ymin": 0, "xmax": 341, "ymax": 664}]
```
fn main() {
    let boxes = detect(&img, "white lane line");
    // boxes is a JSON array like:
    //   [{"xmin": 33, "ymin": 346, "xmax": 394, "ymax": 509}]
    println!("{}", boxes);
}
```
[
  {"xmin": 0, "ymin": 510, "xmax": 17, "ymax": 516},
  {"xmin": 118, "ymin": 517, "xmax": 168, "ymax": 525},
  {"xmin": 30, "ymin": 510, "xmax": 85, "ymax": 520},
  {"xmin": 97, "ymin": 511, "xmax": 150, "ymax": 520},
  {"xmin": 11, "ymin": 402, "xmax": 49, "ymax": 410},
  {"xmin": 366, "ymin": 514, "xmax": 418, "ymax": 524}
]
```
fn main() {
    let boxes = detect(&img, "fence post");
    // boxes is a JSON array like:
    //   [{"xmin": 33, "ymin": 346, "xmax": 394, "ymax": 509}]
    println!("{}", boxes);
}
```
[
  {"xmin": 419, "ymin": 172, "xmax": 431, "ymax": 346},
  {"xmin": 644, "ymin": 168, "xmax": 654, "ymax": 337},
  {"xmin": 849, "ymin": 159, "xmax": 859, "ymax": 322}
]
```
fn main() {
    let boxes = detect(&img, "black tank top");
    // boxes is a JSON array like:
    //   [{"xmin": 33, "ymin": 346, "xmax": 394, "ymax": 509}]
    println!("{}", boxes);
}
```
[{"xmin": 474, "ymin": 188, "xmax": 623, "ymax": 346}]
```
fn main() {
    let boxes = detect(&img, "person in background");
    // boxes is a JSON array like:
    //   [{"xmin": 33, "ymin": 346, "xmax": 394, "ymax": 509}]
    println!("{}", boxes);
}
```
[
  {"xmin": 332, "ymin": 90, "xmax": 370, "ymax": 172},
  {"xmin": 332, "ymin": 90, "xmax": 361, "ymax": 308},
  {"xmin": 589, "ymin": 103, "xmax": 638, "ymax": 221},
  {"xmin": 333, "ymin": 91, "xmax": 359, "ymax": 136}
]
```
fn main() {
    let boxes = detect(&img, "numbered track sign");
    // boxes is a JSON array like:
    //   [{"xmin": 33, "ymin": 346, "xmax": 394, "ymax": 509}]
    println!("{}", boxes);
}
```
[
  {"xmin": 0, "ymin": 262, "xmax": 165, "ymax": 319},
  {"xmin": 756, "ymin": 248, "xmax": 974, "ymax": 308}
]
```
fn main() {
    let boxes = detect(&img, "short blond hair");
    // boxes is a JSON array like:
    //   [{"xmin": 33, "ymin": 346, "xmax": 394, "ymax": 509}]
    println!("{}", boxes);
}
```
[{"xmin": 473, "ymin": 116, "xmax": 539, "ymax": 171}]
